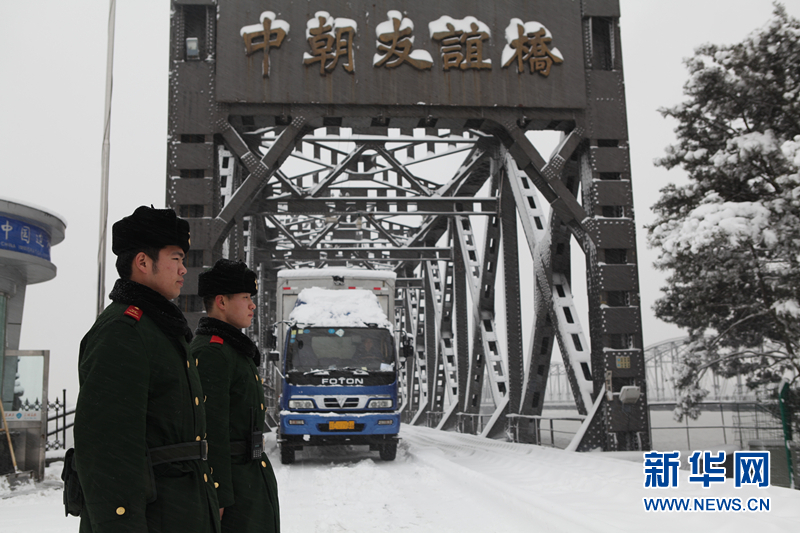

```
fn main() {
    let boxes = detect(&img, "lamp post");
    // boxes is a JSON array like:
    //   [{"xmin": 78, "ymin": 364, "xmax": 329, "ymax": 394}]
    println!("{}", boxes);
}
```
[{"xmin": 778, "ymin": 379, "xmax": 795, "ymax": 490}]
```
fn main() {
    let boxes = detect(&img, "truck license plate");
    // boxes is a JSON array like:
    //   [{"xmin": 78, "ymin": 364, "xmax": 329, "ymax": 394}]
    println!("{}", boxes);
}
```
[{"xmin": 329, "ymin": 420, "xmax": 355, "ymax": 431}]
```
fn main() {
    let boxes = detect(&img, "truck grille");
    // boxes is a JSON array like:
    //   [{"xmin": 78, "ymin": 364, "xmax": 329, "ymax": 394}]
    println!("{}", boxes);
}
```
[{"xmin": 323, "ymin": 397, "xmax": 360, "ymax": 408}]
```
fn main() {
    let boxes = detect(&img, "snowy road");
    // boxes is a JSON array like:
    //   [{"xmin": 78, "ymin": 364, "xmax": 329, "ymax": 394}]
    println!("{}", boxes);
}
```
[{"xmin": 3, "ymin": 424, "xmax": 800, "ymax": 532}]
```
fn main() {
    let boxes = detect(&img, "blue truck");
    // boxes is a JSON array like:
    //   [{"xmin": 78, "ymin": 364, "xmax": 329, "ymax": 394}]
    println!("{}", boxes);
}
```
[{"xmin": 275, "ymin": 268, "xmax": 400, "ymax": 464}]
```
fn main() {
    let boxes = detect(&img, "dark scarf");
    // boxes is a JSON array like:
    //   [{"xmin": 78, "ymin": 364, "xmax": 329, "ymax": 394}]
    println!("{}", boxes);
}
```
[
  {"xmin": 196, "ymin": 317, "xmax": 262, "ymax": 366},
  {"xmin": 109, "ymin": 279, "xmax": 193, "ymax": 342}
]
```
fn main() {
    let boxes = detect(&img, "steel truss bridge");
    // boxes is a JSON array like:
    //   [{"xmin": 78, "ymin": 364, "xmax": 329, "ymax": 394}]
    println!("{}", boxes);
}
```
[
  {"xmin": 167, "ymin": 0, "xmax": 648, "ymax": 451},
  {"xmin": 545, "ymin": 337, "xmax": 760, "ymax": 406}
]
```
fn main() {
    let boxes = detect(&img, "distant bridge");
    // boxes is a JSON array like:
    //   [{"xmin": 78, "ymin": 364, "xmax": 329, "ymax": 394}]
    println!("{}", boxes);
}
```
[{"xmin": 543, "ymin": 336, "xmax": 757, "ymax": 406}]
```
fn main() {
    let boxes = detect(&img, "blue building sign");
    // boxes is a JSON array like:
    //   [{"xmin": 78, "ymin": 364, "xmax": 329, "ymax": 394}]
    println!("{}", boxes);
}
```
[{"xmin": 0, "ymin": 215, "xmax": 51, "ymax": 261}]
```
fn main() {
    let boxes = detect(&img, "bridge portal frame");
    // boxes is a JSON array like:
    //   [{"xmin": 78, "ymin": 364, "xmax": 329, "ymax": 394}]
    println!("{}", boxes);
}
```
[{"xmin": 166, "ymin": 0, "xmax": 649, "ymax": 451}]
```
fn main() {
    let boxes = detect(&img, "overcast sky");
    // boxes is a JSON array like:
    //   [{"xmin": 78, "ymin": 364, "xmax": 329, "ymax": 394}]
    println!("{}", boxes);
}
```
[{"xmin": 2, "ymin": 1, "xmax": 799, "ymax": 401}]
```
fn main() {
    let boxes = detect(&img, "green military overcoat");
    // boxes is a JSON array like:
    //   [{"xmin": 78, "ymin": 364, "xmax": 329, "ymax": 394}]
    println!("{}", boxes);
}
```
[
  {"xmin": 191, "ymin": 317, "xmax": 280, "ymax": 533},
  {"xmin": 74, "ymin": 280, "xmax": 221, "ymax": 533}
]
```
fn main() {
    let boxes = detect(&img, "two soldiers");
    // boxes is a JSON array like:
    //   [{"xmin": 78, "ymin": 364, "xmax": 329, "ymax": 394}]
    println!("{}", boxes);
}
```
[{"xmin": 73, "ymin": 206, "xmax": 279, "ymax": 533}]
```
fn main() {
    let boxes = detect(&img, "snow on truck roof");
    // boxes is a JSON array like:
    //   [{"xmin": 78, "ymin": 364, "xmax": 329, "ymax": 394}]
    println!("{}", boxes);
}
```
[
  {"xmin": 289, "ymin": 287, "xmax": 393, "ymax": 329},
  {"xmin": 277, "ymin": 267, "xmax": 396, "ymax": 281}
]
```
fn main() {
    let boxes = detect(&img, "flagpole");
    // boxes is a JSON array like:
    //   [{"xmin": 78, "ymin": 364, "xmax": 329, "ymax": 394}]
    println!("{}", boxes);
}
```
[{"xmin": 97, "ymin": 0, "xmax": 116, "ymax": 317}]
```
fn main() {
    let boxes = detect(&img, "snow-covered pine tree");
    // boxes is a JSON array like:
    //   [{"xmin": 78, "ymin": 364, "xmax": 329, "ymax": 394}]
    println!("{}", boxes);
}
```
[{"xmin": 647, "ymin": 4, "xmax": 800, "ymax": 431}]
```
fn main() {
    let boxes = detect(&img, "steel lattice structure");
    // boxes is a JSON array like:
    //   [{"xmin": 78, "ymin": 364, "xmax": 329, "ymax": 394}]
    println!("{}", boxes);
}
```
[
  {"xmin": 544, "ymin": 337, "xmax": 760, "ymax": 406},
  {"xmin": 167, "ymin": 0, "xmax": 649, "ymax": 451}
]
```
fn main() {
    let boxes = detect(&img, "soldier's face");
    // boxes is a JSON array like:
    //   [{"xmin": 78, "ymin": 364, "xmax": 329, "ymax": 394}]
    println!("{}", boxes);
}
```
[
  {"xmin": 147, "ymin": 245, "xmax": 187, "ymax": 300},
  {"xmin": 222, "ymin": 293, "xmax": 256, "ymax": 329}
]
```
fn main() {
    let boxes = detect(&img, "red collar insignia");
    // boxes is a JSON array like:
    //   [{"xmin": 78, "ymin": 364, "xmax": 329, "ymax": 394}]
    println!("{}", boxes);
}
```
[
  {"xmin": 123, "ymin": 305, "xmax": 143, "ymax": 321},
  {"xmin": 210, "ymin": 335, "xmax": 224, "ymax": 345}
]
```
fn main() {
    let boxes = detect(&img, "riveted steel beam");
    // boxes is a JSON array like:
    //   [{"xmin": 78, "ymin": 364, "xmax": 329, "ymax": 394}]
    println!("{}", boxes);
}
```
[
  {"xmin": 283, "ymin": 247, "xmax": 451, "ymax": 262},
  {"xmin": 254, "ymin": 197, "xmax": 497, "ymax": 216},
  {"xmin": 500, "ymin": 174, "xmax": 524, "ymax": 420},
  {"xmin": 213, "ymin": 117, "xmax": 309, "ymax": 248}
]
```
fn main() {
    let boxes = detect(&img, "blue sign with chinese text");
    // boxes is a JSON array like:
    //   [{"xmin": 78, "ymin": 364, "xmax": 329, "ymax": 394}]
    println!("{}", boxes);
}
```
[{"xmin": 0, "ymin": 215, "xmax": 51, "ymax": 261}]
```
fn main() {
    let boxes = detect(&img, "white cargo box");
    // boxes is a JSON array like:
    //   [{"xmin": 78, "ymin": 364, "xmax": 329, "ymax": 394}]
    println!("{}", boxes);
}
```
[{"xmin": 276, "ymin": 268, "xmax": 397, "ymax": 353}]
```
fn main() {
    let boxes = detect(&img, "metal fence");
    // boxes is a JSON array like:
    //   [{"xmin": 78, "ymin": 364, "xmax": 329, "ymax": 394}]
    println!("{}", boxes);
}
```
[
  {"xmin": 46, "ymin": 390, "xmax": 74, "ymax": 451},
  {"xmin": 647, "ymin": 401, "xmax": 792, "ymax": 451},
  {"xmin": 38, "ymin": 391, "xmax": 794, "ymax": 458}
]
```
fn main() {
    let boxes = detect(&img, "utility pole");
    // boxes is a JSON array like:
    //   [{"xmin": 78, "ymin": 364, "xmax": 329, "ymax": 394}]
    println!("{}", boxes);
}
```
[{"xmin": 97, "ymin": 0, "xmax": 116, "ymax": 316}]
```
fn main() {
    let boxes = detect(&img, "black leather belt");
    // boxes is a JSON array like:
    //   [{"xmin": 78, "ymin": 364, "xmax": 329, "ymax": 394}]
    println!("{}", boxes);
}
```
[{"xmin": 149, "ymin": 440, "xmax": 208, "ymax": 466}]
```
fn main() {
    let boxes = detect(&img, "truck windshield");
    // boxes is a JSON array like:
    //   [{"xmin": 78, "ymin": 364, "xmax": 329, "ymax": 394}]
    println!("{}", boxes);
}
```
[{"xmin": 287, "ymin": 327, "xmax": 395, "ymax": 373}]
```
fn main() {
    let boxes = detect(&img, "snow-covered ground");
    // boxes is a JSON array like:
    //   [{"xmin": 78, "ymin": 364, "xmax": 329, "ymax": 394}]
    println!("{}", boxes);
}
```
[{"xmin": 3, "ymin": 425, "xmax": 799, "ymax": 532}]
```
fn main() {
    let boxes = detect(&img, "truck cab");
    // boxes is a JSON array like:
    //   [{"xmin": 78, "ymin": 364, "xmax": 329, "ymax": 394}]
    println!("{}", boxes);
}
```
[{"xmin": 275, "ymin": 269, "xmax": 400, "ymax": 464}]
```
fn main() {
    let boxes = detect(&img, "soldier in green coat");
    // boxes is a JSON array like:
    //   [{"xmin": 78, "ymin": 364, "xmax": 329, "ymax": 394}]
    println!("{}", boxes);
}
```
[
  {"xmin": 191, "ymin": 259, "xmax": 280, "ymax": 533},
  {"xmin": 73, "ymin": 206, "xmax": 220, "ymax": 533}
]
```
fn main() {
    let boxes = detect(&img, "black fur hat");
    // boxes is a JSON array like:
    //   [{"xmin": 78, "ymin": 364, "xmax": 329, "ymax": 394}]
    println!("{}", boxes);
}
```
[
  {"xmin": 198, "ymin": 259, "xmax": 257, "ymax": 296},
  {"xmin": 112, "ymin": 206, "xmax": 190, "ymax": 255}
]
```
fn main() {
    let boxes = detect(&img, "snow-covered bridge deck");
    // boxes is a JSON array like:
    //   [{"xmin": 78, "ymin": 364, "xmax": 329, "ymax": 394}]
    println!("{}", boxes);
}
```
[{"xmin": 3, "ymin": 425, "xmax": 799, "ymax": 532}]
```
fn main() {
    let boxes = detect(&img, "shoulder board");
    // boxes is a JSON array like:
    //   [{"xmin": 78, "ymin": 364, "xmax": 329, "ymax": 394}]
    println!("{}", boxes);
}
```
[
  {"xmin": 210, "ymin": 335, "xmax": 224, "ymax": 345},
  {"xmin": 123, "ymin": 305, "xmax": 143, "ymax": 321}
]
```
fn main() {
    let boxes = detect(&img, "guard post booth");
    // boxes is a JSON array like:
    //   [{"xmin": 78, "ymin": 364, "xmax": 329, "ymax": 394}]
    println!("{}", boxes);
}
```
[{"xmin": 0, "ymin": 198, "xmax": 65, "ymax": 481}]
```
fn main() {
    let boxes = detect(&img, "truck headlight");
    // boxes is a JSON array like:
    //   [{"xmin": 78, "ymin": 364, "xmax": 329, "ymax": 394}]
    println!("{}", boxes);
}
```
[
  {"xmin": 368, "ymin": 399, "xmax": 393, "ymax": 409},
  {"xmin": 288, "ymin": 399, "xmax": 314, "ymax": 409}
]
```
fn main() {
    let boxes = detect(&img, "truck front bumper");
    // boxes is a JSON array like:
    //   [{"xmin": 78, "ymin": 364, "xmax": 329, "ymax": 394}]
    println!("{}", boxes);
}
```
[{"xmin": 279, "ymin": 411, "xmax": 400, "ymax": 439}]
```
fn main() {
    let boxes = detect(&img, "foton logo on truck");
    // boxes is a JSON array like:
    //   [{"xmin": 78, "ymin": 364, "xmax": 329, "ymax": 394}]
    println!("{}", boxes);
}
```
[{"xmin": 321, "ymin": 377, "xmax": 365, "ymax": 385}]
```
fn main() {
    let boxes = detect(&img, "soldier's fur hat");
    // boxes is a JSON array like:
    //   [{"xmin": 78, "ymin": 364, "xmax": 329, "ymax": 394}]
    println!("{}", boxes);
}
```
[
  {"xmin": 198, "ymin": 259, "xmax": 257, "ymax": 296},
  {"xmin": 112, "ymin": 206, "xmax": 191, "ymax": 255}
]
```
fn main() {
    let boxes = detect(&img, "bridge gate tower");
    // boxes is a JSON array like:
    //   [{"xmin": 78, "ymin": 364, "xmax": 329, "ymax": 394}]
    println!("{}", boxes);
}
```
[{"xmin": 166, "ymin": 0, "xmax": 649, "ymax": 451}]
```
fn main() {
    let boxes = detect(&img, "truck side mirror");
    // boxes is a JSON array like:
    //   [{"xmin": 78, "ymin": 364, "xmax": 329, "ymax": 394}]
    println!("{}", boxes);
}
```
[
  {"xmin": 402, "ymin": 344, "xmax": 414, "ymax": 360},
  {"xmin": 268, "ymin": 350, "xmax": 280, "ymax": 363}
]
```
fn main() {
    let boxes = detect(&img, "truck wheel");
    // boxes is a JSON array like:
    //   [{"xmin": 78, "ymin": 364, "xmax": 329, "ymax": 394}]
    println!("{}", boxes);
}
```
[
  {"xmin": 280, "ymin": 446, "xmax": 295, "ymax": 465},
  {"xmin": 379, "ymin": 441, "xmax": 397, "ymax": 461}
]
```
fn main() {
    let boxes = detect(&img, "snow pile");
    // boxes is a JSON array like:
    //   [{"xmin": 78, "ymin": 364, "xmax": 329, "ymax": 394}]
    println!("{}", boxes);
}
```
[
  {"xmin": 710, "ymin": 130, "xmax": 780, "ymax": 167},
  {"xmin": 772, "ymin": 298, "xmax": 800, "ymax": 319},
  {"xmin": 239, "ymin": 11, "xmax": 289, "ymax": 38},
  {"xmin": 656, "ymin": 193, "xmax": 775, "ymax": 254},
  {"xmin": 428, "ymin": 15, "xmax": 492, "ymax": 39},
  {"xmin": 289, "ymin": 288, "xmax": 392, "ymax": 329},
  {"xmin": 782, "ymin": 135, "xmax": 800, "ymax": 172},
  {"xmin": 304, "ymin": 11, "xmax": 357, "ymax": 40}
]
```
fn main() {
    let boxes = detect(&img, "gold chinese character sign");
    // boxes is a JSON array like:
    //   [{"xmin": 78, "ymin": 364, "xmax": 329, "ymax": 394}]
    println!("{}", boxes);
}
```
[
  {"xmin": 240, "ymin": 11, "xmax": 289, "ymax": 77},
  {"xmin": 373, "ymin": 11, "xmax": 432, "ymax": 70},
  {"xmin": 303, "ymin": 11, "xmax": 357, "ymax": 75},
  {"xmin": 501, "ymin": 19, "xmax": 564, "ymax": 76},
  {"xmin": 217, "ymin": 0, "xmax": 584, "ymax": 108},
  {"xmin": 429, "ymin": 16, "xmax": 492, "ymax": 71}
]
